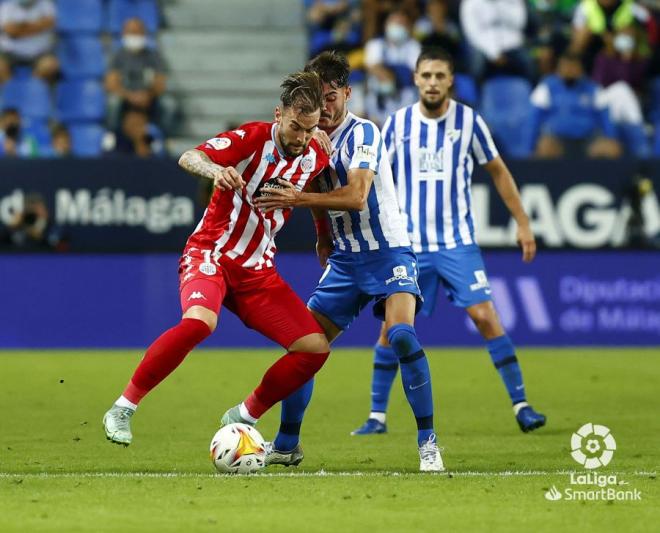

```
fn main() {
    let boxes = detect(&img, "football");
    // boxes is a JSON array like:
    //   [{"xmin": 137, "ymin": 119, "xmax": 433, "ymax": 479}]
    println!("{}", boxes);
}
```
[{"xmin": 209, "ymin": 423, "xmax": 266, "ymax": 474}]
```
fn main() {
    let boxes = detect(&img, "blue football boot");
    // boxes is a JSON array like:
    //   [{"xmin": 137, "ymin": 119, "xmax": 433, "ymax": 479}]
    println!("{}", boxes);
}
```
[
  {"xmin": 350, "ymin": 418, "xmax": 387, "ymax": 436},
  {"xmin": 516, "ymin": 405, "xmax": 546, "ymax": 433}
]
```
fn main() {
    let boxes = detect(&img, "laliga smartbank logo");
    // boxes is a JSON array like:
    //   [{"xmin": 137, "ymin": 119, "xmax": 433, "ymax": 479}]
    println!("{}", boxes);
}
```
[{"xmin": 544, "ymin": 423, "xmax": 642, "ymax": 502}]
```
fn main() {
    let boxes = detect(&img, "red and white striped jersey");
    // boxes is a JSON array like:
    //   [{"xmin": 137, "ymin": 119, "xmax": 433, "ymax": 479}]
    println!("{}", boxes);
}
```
[{"xmin": 185, "ymin": 121, "xmax": 329, "ymax": 270}]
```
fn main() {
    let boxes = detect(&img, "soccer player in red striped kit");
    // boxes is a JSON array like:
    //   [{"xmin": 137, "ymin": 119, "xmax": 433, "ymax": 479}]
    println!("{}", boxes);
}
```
[{"xmin": 103, "ymin": 72, "xmax": 331, "ymax": 446}]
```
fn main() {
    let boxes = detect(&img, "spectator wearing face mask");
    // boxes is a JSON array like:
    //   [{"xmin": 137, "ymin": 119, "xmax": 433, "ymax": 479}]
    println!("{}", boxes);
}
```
[
  {"xmin": 105, "ymin": 18, "xmax": 176, "ymax": 135},
  {"xmin": 529, "ymin": 52, "xmax": 622, "ymax": 158},
  {"xmin": 364, "ymin": 10, "xmax": 420, "ymax": 126},
  {"xmin": 0, "ymin": 108, "xmax": 39, "ymax": 157},
  {"xmin": 0, "ymin": 0, "xmax": 59, "ymax": 84},
  {"xmin": 592, "ymin": 26, "xmax": 648, "ymax": 90},
  {"xmin": 460, "ymin": 0, "xmax": 535, "ymax": 81}
]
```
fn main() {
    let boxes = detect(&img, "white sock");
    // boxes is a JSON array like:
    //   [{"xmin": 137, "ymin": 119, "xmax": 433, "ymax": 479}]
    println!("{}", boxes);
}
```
[
  {"xmin": 239, "ymin": 402, "xmax": 258, "ymax": 424},
  {"xmin": 369, "ymin": 411, "xmax": 386, "ymax": 424},
  {"xmin": 115, "ymin": 395, "xmax": 137, "ymax": 410},
  {"xmin": 513, "ymin": 401, "xmax": 529, "ymax": 416}
]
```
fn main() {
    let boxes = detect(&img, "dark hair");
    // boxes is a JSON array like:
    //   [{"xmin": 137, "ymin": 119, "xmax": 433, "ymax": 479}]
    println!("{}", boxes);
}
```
[
  {"xmin": 415, "ymin": 47, "xmax": 455, "ymax": 72},
  {"xmin": 559, "ymin": 51, "xmax": 583, "ymax": 64},
  {"xmin": 305, "ymin": 50, "xmax": 350, "ymax": 88},
  {"xmin": 280, "ymin": 71, "xmax": 323, "ymax": 115}
]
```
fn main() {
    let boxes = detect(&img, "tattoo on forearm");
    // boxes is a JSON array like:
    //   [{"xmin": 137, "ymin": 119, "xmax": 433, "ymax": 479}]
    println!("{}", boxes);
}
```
[{"xmin": 179, "ymin": 150, "xmax": 219, "ymax": 181}]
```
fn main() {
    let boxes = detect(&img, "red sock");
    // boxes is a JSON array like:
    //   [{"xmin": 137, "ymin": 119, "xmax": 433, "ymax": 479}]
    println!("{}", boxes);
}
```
[
  {"xmin": 244, "ymin": 351, "xmax": 329, "ymax": 418},
  {"xmin": 122, "ymin": 318, "xmax": 211, "ymax": 405}
]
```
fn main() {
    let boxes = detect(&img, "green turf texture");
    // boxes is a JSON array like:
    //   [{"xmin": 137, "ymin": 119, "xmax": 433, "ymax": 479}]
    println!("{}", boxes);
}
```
[{"xmin": 1, "ymin": 348, "xmax": 658, "ymax": 532}]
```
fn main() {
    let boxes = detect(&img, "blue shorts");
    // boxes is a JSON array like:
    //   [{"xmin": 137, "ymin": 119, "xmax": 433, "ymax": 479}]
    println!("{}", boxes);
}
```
[
  {"xmin": 307, "ymin": 247, "xmax": 423, "ymax": 331},
  {"xmin": 417, "ymin": 244, "xmax": 492, "ymax": 316}
]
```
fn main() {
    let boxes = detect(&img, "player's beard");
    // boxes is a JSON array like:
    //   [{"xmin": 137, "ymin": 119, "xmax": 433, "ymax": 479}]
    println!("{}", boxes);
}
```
[
  {"xmin": 421, "ymin": 93, "xmax": 448, "ymax": 112},
  {"xmin": 279, "ymin": 131, "xmax": 306, "ymax": 157}
]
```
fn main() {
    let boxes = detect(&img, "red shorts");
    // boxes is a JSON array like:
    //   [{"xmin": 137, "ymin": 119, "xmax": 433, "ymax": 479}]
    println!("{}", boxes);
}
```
[{"xmin": 178, "ymin": 248, "xmax": 323, "ymax": 349}]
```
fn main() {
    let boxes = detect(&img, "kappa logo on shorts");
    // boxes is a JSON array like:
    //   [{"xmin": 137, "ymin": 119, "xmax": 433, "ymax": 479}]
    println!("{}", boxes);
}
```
[
  {"xmin": 385, "ymin": 265, "xmax": 416, "ymax": 286},
  {"xmin": 187, "ymin": 292, "xmax": 207, "ymax": 301},
  {"xmin": 199, "ymin": 263, "xmax": 217, "ymax": 276}
]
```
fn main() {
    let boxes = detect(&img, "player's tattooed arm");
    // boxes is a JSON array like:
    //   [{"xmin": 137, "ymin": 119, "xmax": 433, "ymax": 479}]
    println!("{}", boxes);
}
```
[
  {"xmin": 178, "ymin": 149, "xmax": 245, "ymax": 191},
  {"xmin": 255, "ymin": 168, "xmax": 372, "ymax": 212},
  {"xmin": 484, "ymin": 156, "xmax": 536, "ymax": 263}
]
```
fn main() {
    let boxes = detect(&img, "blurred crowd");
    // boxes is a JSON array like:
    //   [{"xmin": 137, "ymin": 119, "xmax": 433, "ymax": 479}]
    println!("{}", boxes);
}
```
[
  {"xmin": 305, "ymin": 0, "xmax": 660, "ymax": 158},
  {"xmin": 0, "ymin": 0, "xmax": 172, "ymax": 159}
]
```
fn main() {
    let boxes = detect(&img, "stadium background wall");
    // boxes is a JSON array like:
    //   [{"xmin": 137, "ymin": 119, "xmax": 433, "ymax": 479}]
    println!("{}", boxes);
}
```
[{"xmin": 1, "ymin": 159, "xmax": 658, "ymax": 348}]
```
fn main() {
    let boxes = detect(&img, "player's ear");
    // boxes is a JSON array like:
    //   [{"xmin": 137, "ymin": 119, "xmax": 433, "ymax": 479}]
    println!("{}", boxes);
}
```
[
  {"xmin": 274, "ymin": 106, "xmax": 282, "ymax": 124},
  {"xmin": 345, "ymin": 85, "xmax": 352, "ymax": 103}
]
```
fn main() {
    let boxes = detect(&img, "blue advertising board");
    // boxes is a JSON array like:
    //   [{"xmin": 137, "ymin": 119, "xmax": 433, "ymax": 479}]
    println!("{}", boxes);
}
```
[
  {"xmin": 1, "ymin": 158, "xmax": 659, "ymax": 251},
  {"xmin": 0, "ymin": 251, "xmax": 657, "ymax": 348}
]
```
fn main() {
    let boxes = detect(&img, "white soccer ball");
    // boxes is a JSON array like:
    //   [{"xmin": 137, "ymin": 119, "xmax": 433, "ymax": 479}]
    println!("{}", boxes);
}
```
[{"xmin": 210, "ymin": 423, "xmax": 266, "ymax": 474}]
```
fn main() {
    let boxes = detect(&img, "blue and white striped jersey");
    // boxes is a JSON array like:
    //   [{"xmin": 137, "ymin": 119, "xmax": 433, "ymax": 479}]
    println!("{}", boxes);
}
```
[
  {"xmin": 382, "ymin": 100, "xmax": 499, "ymax": 252},
  {"xmin": 320, "ymin": 111, "xmax": 410, "ymax": 252}
]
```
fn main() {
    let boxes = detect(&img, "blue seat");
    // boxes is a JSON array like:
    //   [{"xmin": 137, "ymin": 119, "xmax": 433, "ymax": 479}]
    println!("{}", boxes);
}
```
[
  {"xmin": 453, "ymin": 73, "xmax": 478, "ymax": 107},
  {"xmin": 480, "ymin": 76, "xmax": 533, "ymax": 158},
  {"xmin": 649, "ymin": 77, "xmax": 660, "ymax": 124},
  {"xmin": 58, "ymin": 36, "xmax": 106, "ymax": 79},
  {"xmin": 617, "ymin": 123, "xmax": 650, "ymax": 158},
  {"xmin": 654, "ymin": 121, "xmax": 660, "ymax": 157},
  {"xmin": 69, "ymin": 123, "xmax": 106, "ymax": 156},
  {"xmin": 1, "ymin": 78, "xmax": 52, "ymax": 120},
  {"xmin": 56, "ymin": 80, "xmax": 106, "ymax": 123},
  {"xmin": 56, "ymin": 0, "xmax": 103, "ymax": 33},
  {"xmin": 107, "ymin": 0, "xmax": 159, "ymax": 34}
]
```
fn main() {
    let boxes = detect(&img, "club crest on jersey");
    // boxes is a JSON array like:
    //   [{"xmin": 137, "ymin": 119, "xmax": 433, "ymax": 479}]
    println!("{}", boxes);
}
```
[
  {"xmin": 264, "ymin": 153, "xmax": 277, "ymax": 164},
  {"xmin": 206, "ymin": 137, "xmax": 231, "ymax": 150},
  {"xmin": 447, "ymin": 129, "xmax": 461, "ymax": 143},
  {"xmin": 300, "ymin": 155, "xmax": 314, "ymax": 173},
  {"xmin": 199, "ymin": 262, "xmax": 217, "ymax": 276}
]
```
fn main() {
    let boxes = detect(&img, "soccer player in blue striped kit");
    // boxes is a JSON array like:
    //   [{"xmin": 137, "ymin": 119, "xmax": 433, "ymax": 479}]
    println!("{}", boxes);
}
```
[
  {"xmin": 352, "ymin": 47, "xmax": 546, "ymax": 436},
  {"xmin": 253, "ymin": 51, "xmax": 444, "ymax": 471}
]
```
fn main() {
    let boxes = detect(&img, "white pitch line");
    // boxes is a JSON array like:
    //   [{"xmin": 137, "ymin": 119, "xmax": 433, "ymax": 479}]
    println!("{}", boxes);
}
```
[{"xmin": 0, "ymin": 470, "xmax": 656, "ymax": 479}]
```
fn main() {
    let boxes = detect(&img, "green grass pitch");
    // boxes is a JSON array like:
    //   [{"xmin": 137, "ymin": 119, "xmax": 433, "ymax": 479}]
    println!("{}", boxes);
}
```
[{"xmin": 1, "ymin": 348, "xmax": 658, "ymax": 532}]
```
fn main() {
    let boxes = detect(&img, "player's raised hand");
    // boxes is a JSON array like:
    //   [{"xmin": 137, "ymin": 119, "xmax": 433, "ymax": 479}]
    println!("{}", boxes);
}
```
[
  {"xmin": 313, "ymin": 129, "xmax": 334, "ymax": 156},
  {"xmin": 517, "ymin": 223, "xmax": 536, "ymax": 263},
  {"xmin": 214, "ymin": 166, "xmax": 245, "ymax": 191},
  {"xmin": 254, "ymin": 179, "xmax": 299, "ymax": 212}
]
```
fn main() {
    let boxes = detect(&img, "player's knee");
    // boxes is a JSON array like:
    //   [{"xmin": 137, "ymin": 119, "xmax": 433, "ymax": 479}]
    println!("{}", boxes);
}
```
[
  {"xmin": 290, "ymin": 332, "xmax": 329, "ymax": 355},
  {"xmin": 387, "ymin": 323, "xmax": 419, "ymax": 357},
  {"xmin": 469, "ymin": 306, "xmax": 500, "ymax": 337},
  {"xmin": 183, "ymin": 306, "xmax": 218, "ymax": 332}
]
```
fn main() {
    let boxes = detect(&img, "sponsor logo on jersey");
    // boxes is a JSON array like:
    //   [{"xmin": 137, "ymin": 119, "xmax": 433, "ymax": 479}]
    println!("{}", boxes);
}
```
[
  {"xmin": 233, "ymin": 129, "xmax": 246, "ymax": 139},
  {"xmin": 385, "ymin": 265, "xmax": 416, "ymax": 286},
  {"xmin": 206, "ymin": 137, "xmax": 231, "ymax": 150},
  {"xmin": 355, "ymin": 144, "xmax": 376, "ymax": 164}
]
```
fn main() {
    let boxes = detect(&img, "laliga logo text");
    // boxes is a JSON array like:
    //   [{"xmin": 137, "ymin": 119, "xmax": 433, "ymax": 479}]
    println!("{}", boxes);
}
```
[{"xmin": 543, "ymin": 423, "xmax": 642, "ymax": 502}]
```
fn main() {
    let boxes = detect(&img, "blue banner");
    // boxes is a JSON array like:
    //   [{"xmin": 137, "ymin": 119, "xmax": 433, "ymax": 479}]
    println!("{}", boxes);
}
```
[{"xmin": 1, "ymin": 251, "xmax": 657, "ymax": 348}]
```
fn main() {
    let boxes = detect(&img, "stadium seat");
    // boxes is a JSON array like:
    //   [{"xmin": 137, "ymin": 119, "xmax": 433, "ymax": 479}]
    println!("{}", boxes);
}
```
[
  {"xmin": 649, "ymin": 77, "xmax": 660, "ymax": 124},
  {"xmin": 56, "ymin": 0, "xmax": 103, "ymax": 33},
  {"xmin": 69, "ymin": 123, "xmax": 106, "ymax": 156},
  {"xmin": 617, "ymin": 123, "xmax": 650, "ymax": 158},
  {"xmin": 107, "ymin": 0, "xmax": 160, "ymax": 34},
  {"xmin": 1, "ymin": 77, "xmax": 52, "ymax": 121},
  {"xmin": 453, "ymin": 73, "xmax": 478, "ymax": 107},
  {"xmin": 654, "ymin": 121, "xmax": 660, "ymax": 157},
  {"xmin": 23, "ymin": 119, "xmax": 52, "ymax": 154},
  {"xmin": 480, "ymin": 76, "xmax": 533, "ymax": 158},
  {"xmin": 55, "ymin": 80, "xmax": 106, "ymax": 123},
  {"xmin": 58, "ymin": 36, "xmax": 107, "ymax": 79}
]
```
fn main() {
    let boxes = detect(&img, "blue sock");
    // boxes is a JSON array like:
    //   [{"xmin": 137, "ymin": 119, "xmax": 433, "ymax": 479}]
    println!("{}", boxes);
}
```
[
  {"xmin": 387, "ymin": 324, "xmax": 434, "ymax": 445},
  {"xmin": 273, "ymin": 379, "xmax": 314, "ymax": 451},
  {"xmin": 370, "ymin": 345, "xmax": 399, "ymax": 414},
  {"xmin": 486, "ymin": 335, "xmax": 526, "ymax": 405}
]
